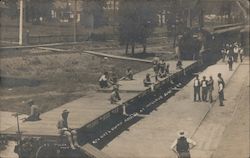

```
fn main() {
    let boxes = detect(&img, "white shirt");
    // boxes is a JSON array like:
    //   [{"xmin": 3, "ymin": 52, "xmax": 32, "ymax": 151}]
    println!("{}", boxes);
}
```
[
  {"xmin": 194, "ymin": 79, "xmax": 199, "ymax": 87},
  {"xmin": 219, "ymin": 82, "xmax": 224, "ymax": 92},
  {"xmin": 201, "ymin": 80, "xmax": 207, "ymax": 87},
  {"xmin": 240, "ymin": 49, "xmax": 244, "ymax": 54},
  {"xmin": 171, "ymin": 137, "xmax": 196, "ymax": 150},
  {"xmin": 99, "ymin": 75, "xmax": 107, "ymax": 82},
  {"xmin": 234, "ymin": 47, "xmax": 239, "ymax": 53}
]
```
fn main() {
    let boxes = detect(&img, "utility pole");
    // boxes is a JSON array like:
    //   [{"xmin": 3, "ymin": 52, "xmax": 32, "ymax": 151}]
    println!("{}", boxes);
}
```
[
  {"xmin": 19, "ymin": 0, "xmax": 24, "ymax": 45},
  {"xmin": 73, "ymin": 0, "xmax": 77, "ymax": 42},
  {"xmin": 173, "ymin": 0, "xmax": 177, "ymax": 48}
]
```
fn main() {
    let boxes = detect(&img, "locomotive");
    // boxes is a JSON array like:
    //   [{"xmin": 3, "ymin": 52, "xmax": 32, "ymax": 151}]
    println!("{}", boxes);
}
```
[{"xmin": 177, "ymin": 24, "xmax": 244, "ymax": 63}]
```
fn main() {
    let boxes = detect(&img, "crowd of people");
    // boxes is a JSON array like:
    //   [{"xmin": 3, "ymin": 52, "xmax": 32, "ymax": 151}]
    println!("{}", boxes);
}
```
[{"xmin": 221, "ymin": 42, "xmax": 244, "ymax": 71}]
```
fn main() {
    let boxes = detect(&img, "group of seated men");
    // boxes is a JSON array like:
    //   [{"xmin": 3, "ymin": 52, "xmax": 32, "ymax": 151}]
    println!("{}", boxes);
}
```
[{"xmin": 153, "ymin": 58, "xmax": 170, "ymax": 80}]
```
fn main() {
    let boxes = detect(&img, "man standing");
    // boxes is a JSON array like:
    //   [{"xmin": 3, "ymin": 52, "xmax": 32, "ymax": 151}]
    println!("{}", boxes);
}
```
[
  {"xmin": 57, "ymin": 109, "xmax": 80, "ymax": 149},
  {"xmin": 228, "ymin": 55, "xmax": 234, "ymax": 71},
  {"xmin": 193, "ymin": 75, "xmax": 201, "ymax": 102},
  {"xmin": 201, "ymin": 76, "xmax": 208, "ymax": 102},
  {"xmin": 217, "ymin": 73, "xmax": 225, "ymax": 100},
  {"xmin": 218, "ymin": 80, "xmax": 224, "ymax": 106},
  {"xmin": 233, "ymin": 43, "xmax": 239, "ymax": 62},
  {"xmin": 207, "ymin": 76, "xmax": 214, "ymax": 103},
  {"xmin": 171, "ymin": 130, "xmax": 196, "ymax": 158},
  {"xmin": 239, "ymin": 47, "xmax": 244, "ymax": 62}
]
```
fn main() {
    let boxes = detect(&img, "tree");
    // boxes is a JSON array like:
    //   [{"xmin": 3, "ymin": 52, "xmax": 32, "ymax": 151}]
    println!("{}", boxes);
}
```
[
  {"xmin": 118, "ymin": 0, "xmax": 157, "ymax": 55},
  {"xmin": 81, "ymin": 0, "xmax": 106, "ymax": 28},
  {"xmin": 26, "ymin": 0, "xmax": 54, "ymax": 23},
  {"xmin": 4, "ymin": 0, "xmax": 18, "ymax": 19}
]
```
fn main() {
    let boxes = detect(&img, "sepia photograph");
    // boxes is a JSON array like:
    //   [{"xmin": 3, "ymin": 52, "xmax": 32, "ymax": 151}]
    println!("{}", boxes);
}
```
[{"xmin": 0, "ymin": 0, "xmax": 249, "ymax": 158}]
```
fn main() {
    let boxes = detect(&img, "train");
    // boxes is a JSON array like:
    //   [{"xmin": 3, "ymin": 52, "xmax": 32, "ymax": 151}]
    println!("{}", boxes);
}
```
[{"xmin": 178, "ymin": 23, "xmax": 245, "ymax": 63}]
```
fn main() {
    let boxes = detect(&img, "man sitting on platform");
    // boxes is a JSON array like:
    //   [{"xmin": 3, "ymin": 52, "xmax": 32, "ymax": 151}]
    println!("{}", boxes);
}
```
[
  {"xmin": 24, "ymin": 99, "xmax": 41, "ymax": 122},
  {"xmin": 110, "ymin": 85, "xmax": 121, "ymax": 104},
  {"xmin": 125, "ymin": 68, "xmax": 133, "ymax": 80},
  {"xmin": 176, "ymin": 60, "xmax": 183, "ymax": 69},
  {"xmin": 99, "ymin": 72, "xmax": 110, "ymax": 88},
  {"xmin": 57, "ymin": 109, "xmax": 80, "ymax": 150},
  {"xmin": 143, "ymin": 73, "xmax": 153, "ymax": 87}
]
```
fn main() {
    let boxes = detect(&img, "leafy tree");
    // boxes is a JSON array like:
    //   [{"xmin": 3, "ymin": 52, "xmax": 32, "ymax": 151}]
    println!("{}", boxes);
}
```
[
  {"xmin": 3, "ymin": 0, "xmax": 18, "ymax": 19},
  {"xmin": 26, "ymin": 0, "xmax": 54, "ymax": 23},
  {"xmin": 81, "ymin": 0, "xmax": 106, "ymax": 28},
  {"xmin": 118, "ymin": 0, "xmax": 157, "ymax": 55}
]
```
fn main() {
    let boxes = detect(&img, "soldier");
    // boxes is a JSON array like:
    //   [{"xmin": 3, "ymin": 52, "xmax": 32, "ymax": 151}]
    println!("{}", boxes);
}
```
[
  {"xmin": 193, "ymin": 75, "xmax": 201, "ymax": 102},
  {"xmin": 201, "ymin": 76, "xmax": 208, "ymax": 102},
  {"xmin": 57, "ymin": 109, "xmax": 80, "ymax": 150},
  {"xmin": 171, "ymin": 130, "xmax": 196, "ymax": 158}
]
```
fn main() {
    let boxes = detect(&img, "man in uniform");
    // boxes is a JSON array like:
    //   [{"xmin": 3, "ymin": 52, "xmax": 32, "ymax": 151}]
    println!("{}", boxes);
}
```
[
  {"xmin": 57, "ymin": 109, "xmax": 80, "ymax": 149},
  {"xmin": 171, "ymin": 130, "xmax": 196, "ymax": 158}
]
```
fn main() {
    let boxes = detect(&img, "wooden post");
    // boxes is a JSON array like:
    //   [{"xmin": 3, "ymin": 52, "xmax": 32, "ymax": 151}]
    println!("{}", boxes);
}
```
[{"xmin": 19, "ymin": 0, "xmax": 24, "ymax": 45}]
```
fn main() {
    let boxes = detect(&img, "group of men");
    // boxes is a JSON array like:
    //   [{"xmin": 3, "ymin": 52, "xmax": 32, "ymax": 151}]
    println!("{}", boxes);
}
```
[
  {"xmin": 193, "ymin": 73, "xmax": 225, "ymax": 106},
  {"xmin": 193, "ymin": 75, "xmax": 214, "ymax": 103},
  {"xmin": 221, "ymin": 42, "xmax": 244, "ymax": 71},
  {"xmin": 99, "ymin": 68, "xmax": 134, "ymax": 104},
  {"xmin": 153, "ymin": 57, "xmax": 171, "ymax": 81}
]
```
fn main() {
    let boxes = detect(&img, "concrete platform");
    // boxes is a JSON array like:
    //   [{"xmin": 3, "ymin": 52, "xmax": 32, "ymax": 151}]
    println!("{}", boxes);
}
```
[
  {"xmin": 99, "ymin": 60, "xmax": 195, "ymax": 92},
  {"xmin": 102, "ymin": 61, "xmax": 240, "ymax": 158},
  {"xmin": 0, "ymin": 60, "xmax": 197, "ymax": 138}
]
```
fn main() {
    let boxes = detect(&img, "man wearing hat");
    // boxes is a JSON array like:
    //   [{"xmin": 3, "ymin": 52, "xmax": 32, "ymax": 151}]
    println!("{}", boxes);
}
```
[
  {"xmin": 171, "ymin": 130, "xmax": 196, "ymax": 158},
  {"xmin": 57, "ymin": 109, "xmax": 80, "ymax": 149},
  {"xmin": 24, "ymin": 99, "xmax": 40, "ymax": 121}
]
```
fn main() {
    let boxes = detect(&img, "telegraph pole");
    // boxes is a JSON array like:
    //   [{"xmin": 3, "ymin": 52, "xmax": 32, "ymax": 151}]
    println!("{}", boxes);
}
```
[
  {"xmin": 73, "ymin": 0, "xmax": 77, "ymax": 42},
  {"xmin": 19, "ymin": 0, "xmax": 24, "ymax": 45}
]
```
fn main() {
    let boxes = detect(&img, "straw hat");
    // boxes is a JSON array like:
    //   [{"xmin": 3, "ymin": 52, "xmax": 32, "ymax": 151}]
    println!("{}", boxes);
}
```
[
  {"xmin": 62, "ymin": 109, "xmax": 70, "ymax": 114},
  {"xmin": 178, "ymin": 130, "xmax": 186, "ymax": 137}
]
